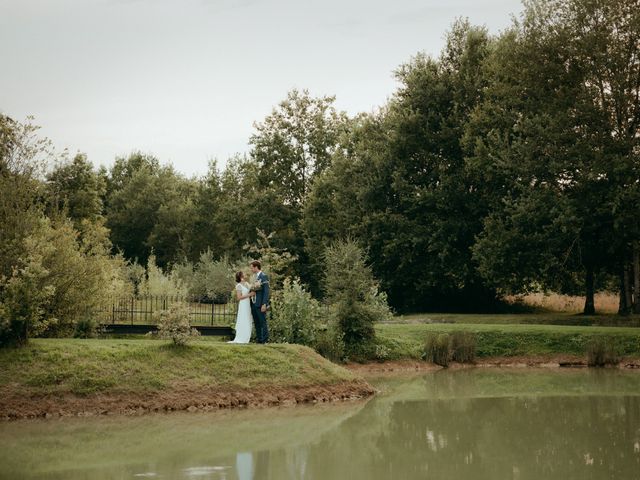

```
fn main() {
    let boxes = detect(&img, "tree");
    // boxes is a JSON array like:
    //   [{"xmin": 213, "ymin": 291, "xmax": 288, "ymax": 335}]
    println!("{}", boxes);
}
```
[
  {"xmin": 105, "ymin": 152, "xmax": 196, "ymax": 267},
  {"xmin": 302, "ymin": 113, "xmax": 387, "ymax": 296},
  {"xmin": 304, "ymin": 21, "xmax": 497, "ymax": 312},
  {"xmin": 250, "ymin": 89, "xmax": 349, "ymax": 207},
  {"xmin": 324, "ymin": 239, "xmax": 392, "ymax": 360},
  {"xmin": 217, "ymin": 154, "xmax": 306, "ymax": 278},
  {"xmin": 184, "ymin": 161, "xmax": 231, "ymax": 262},
  {"xmin": 467, "ymin": 0, "xmax": 640, "ymax": 314},
  {"xmin": 0, "ymin": 115, "xmax": 49, "ymax": 281},
  {"xmin": 46, "ymin": 153, "xmax": 106, "ymax": 228},
  {"xmin": 1, "ymin": 217, "xmax": 131, "ymax": 345}
]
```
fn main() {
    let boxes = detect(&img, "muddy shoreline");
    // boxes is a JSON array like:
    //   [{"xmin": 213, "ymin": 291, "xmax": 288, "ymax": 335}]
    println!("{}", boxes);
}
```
[
  {"xmin": 0, "ymin": 379, "xmax": 375, "ymax": 421},
  {"xmin": 5, "ymin": 355, "xmax": 640, "ymax": 421},
  {"xmin": 346, "ymin": 355, "xmax": 640, "ymax": 376}
]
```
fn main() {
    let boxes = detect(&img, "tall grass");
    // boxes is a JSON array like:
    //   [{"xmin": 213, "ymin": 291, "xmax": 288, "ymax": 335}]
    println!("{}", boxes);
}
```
[
  {"xmin": 507, "ymin": 292, "xmax": 619, "ymax": 313},
  {"xmin": 423, "ymin": 332, "xmax": 477, "ymax": 367},
  {"xmin": 450, "ymin": 331, "xmax": 476, "ymax": 363},
  {"xmin": 586, "ymin": 337, "xmax": 621, "ymax": 367}
]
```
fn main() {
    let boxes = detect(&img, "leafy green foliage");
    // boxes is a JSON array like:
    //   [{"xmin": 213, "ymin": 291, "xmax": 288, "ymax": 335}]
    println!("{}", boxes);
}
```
[
  {"xmin": 250, "ymin": 89, "xmax": 349, "ymax": 208},
  {"xmin": 244, "ymin": 230, "xmax": 297, "ymax": 289},
  {"xmin": 3, "ymin": 1, "xmax": 639, "ymax": 341},
  {"xmin": 0, "ymin": 115, "xmax": 49, "ymax": 284},
  {"xmin": 73, "ymin": 316, "xmax": 99, "ymax": 339},
  {"xmin": 466, "ymin": 0, "xmax": 640, "ymax": 313},
  {"xmin": 46, "ymin": 153, "xmax": 106, "ymax": 228},
  {"xmin": 0, "ymin": 217, "xmax": 131, "ymax": 345},
  {"xmin": 140, "ymin": 254, "xmax": 187, "ymax": 297},
  {"xmin": 154, "ymin": 303, "xmax": 200, "ymax": 346},
  {"xmin": 269, "ymin": 278, "xmax": 323, "ymax": 346},
  {"xmin": 173, "ymin": 250, "xmax": 235, "ymax": 302},
  {"xmin": 324, "ymin": 239, "xmax": 392, "ymax": 360},
  {"xmin": 105, "ymin": 152, "xmax": 196, "ymax": 267}
]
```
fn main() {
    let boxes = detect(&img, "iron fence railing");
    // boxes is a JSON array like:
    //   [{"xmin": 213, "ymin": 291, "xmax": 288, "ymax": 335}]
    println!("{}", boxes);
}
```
[{"xmin": 95, "ymin": 295, "xmax": 238, "ymax": 326}]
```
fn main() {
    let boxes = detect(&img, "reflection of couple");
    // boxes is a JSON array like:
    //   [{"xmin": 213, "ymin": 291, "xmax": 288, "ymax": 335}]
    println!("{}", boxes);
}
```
[
  {"xmin": 229, "ymin": 260, "xmax": 270, "ymax": 344},
  {"xmin": 235, "ymin": 450, "xmax": 270, "ymax": 480}
]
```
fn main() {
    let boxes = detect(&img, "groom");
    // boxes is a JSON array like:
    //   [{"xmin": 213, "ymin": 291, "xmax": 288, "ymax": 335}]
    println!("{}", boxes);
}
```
[{"xmin": 249, "ymin": 260, "xmax": 270, "ymax": 344}]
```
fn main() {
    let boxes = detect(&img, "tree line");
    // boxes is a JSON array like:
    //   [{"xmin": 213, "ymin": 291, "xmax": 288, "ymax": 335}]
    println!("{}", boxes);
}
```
[{"xmin": 1, "ymin": 0, "xmax": 639, "ymax": 346}]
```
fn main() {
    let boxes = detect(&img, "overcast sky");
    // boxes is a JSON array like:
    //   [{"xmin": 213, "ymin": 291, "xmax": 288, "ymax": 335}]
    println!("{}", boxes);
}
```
[{"xmin": 1, "ymin": 0, "xmax": 524, "ymax": 177}]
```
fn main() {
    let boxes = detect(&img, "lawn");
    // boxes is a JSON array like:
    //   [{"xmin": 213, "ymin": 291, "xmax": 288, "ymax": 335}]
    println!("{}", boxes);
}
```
[
  {"xmin": 0, "ymin": 338, "xmax": 358, "ymax": 397},
  {"xmin": 376, "ymin": 321, "xmax": 640, "ymax": 360}
]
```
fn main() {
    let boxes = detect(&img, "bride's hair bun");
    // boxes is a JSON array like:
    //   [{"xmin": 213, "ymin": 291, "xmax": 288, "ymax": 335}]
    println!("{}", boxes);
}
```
[{"xmin": 235, "ymin": 271, "xmax": 244, "ymax": 283}]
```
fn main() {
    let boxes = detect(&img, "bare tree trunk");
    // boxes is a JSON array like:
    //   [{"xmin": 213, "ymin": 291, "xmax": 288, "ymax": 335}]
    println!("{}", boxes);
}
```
[
  {"xmin": 634, "ymin": 244, "xmax": 640, "ymax": 314},
  {"xmin": 624, "ymin": 264, "xmax": 633, "ymax": 315},
  {"xmin": 583, "ymin": 266, "xmax": 595, "ymax": 315},
  {"xmin": 618, "ymin": 270, "xmax": 629, "ymax": 315}
]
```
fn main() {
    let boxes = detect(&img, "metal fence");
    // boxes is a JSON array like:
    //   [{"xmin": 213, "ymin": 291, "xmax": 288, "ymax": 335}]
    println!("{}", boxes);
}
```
[{"xmin": 95, "ymin": 295, "xmax": 238, "ymax": 326}]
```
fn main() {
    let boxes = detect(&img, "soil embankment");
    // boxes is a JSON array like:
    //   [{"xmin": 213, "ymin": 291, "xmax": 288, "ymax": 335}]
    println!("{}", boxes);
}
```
[
  {"xmin": 0, "ymin": 339, "xmax": 374, "ymax": 420},
  {"xmin": 346, "ymin": 356, "xmax": 640, "ymax": 376}
]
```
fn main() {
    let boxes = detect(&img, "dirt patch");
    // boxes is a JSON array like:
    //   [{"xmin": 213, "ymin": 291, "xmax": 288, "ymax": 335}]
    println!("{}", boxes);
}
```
[{"xmin": 0, "ymin": 379, "xmax": 375, "ymax": 421}]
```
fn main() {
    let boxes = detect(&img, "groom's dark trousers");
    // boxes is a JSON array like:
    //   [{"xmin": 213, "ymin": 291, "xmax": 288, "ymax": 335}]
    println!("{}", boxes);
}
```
[{"xmin": 251, "ymin": 303, "xmax": 269, "ymax": 344}]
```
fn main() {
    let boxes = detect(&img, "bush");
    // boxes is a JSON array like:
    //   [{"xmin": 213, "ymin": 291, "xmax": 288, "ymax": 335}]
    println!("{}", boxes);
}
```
[
  {"xmin": 74, "ymin": 317, "xmax": 98, "ymax": 339},
  {"xmin": 313, "ymin": 321, "xmax": 345, "ymax": 363},
  {"xmin": 269, "ymin": 278, "xmax": 323, "ymax": 345},
  {"xmin": 1, "ymin": 217, "xmax": 131, "ymax": 345},
  {"xmin": 0, "ymin": 263, "xmax": 54, "ymax": 347},
  {"xmin": 173, "ymin": 251, "xmax": 236, "ymax": 303},
  {"xmin": 424, "ymin": 333, "xmax": 452, "ymax": 367},
  {"xmin": 586, "ymin": 337, "xmax": 621, "ymax": 367},
  {"xmin": 155, "ymin": 303, "xmax": 200, "ymax": 346},
  {"xmin": 324, "ymin": 239, "xmax": 392, "ymax": 359},
  {"xmin": 141, "ymin": 254, "xmax": 187, "ymax": 297}
]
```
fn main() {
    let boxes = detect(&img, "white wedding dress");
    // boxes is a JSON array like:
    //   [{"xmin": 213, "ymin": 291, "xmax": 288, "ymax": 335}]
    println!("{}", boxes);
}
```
[{"xmin": 229, "ymin": 282, "xmax": 252, "ymax": 343}]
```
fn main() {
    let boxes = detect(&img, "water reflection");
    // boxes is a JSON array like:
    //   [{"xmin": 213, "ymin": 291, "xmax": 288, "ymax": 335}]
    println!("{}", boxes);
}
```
[{"xmin": 1, "ymin": 369, "xmax": 640, "ymax": 479}]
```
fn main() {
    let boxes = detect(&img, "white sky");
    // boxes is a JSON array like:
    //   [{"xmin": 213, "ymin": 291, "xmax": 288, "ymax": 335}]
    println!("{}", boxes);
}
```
[{"xmin": 0, "ymin": 0, "xmax": 524, "ymax": 177}]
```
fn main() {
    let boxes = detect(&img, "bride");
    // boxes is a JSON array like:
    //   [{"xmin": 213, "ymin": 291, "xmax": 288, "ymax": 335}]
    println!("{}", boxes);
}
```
[{"xmin": 228, "ymin": 271, "xmax": 255, "ymax": 343}]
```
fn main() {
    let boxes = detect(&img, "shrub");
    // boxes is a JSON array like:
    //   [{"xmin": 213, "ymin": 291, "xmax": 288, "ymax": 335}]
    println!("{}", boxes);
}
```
[
  {"xmin": 155, "ymin": 303, "xmax": 200, "ymax": 346},
  {"xmin": 269, "ymin": 278, "xmax": 323, "ymax": 345},
  {"xmin": 314, "ymin": 321, "xmax": 345, "ymax": 363},
  {"xmin": 141, "ymin": 254, "xmax": 187, "ymax": 297},
  {"xmin": 1, "ymin": 216, "xmax": 131, "ymax": 345},
  {"xmin": 424, "ymin": 333, "xmax": 452, "ymax": 367},
  {"xmin": 324, "ymin": 239, "xmax": 392, "ymax": 359},
  {"xmin": 74, "ymin": 317, "xmax": 98, "ymax": 339},
  {"xmin": 586, "ymin": 337, "xmax": 621, "ymax": 367},
  {"xmin": 173, "ymin": 251, "xmax": 236, "ymax": 303},
  {"xmin": 374, "ymin": 343, "xmax": 391, "ymax": 362},
  {"xmin": 451, "ymin": 331, "xmax": 477, "ymax": 363},
  {"xmin": 0, "ymin": 263, "xmax": 54, "ymax": 347}
]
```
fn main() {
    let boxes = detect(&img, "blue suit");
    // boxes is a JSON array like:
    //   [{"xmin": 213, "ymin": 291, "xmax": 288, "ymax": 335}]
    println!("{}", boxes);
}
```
[{"xmin": 251, "ymin": 271, "xmax": 270, "ymax": 343}]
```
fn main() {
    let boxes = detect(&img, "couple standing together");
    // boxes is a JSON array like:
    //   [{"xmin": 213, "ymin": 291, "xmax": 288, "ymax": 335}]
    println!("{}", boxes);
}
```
[{"xmin": 229, "ymin": 260, "xmax": 270, "ymax": 344}]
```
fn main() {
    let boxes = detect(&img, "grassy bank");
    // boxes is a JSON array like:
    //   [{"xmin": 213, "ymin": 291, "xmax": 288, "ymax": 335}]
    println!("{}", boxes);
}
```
[
  {"xmin": 0, "ymin": 339, "xmax": 373, "ymax": 419},
  {"xmin": 376, "ymin": 322, "xmax": 640, "ymax": 360}
]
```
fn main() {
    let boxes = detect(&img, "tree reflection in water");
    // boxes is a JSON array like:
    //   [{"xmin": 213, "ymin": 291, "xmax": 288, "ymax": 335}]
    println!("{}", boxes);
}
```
[{"xmin": 2, "ymin": 369, "xmax": 640, "ymax": 480}]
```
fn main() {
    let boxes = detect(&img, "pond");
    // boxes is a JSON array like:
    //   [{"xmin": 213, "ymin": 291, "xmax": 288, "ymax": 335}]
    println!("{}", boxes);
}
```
[{"xmin": 1, "ymin": 368, "xmax": 639, "ymax": 479}]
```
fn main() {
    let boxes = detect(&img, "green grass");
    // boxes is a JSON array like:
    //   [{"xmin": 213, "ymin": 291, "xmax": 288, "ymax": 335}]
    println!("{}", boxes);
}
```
[
  {"xmin": 393, "ymin": 312, "xmax": 640, "ymax": 327},
  {"xmin": 0, "ymin": 338, "xmax": 358, "ymax": 396},
  {"xmin": 376, "ymin": 322, "xmax": 640, "ymax": 360}
]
